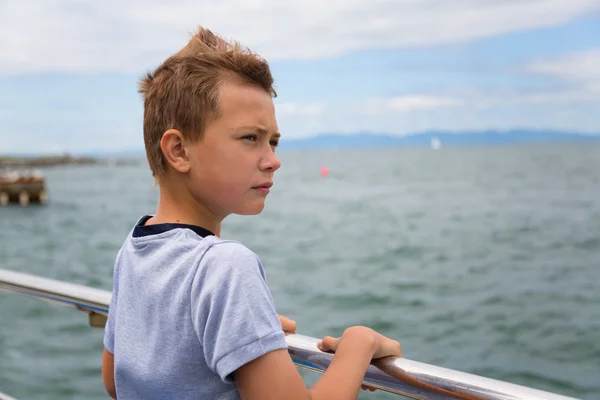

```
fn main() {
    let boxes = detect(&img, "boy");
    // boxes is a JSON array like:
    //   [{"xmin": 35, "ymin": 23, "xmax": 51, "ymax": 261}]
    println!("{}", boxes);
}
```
[{"xmin": 102, "ymin": 26, "xmax": 402, "ymax": 399}]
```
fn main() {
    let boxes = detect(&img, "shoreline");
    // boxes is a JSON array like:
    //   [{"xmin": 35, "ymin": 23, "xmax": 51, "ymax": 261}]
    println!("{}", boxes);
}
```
[{"xmin": 0, "ymin": 155, "xmax": 100, "ymax": 168}]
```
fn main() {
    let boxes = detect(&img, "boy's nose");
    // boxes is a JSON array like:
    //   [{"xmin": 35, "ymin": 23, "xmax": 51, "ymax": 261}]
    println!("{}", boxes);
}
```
[{"xmin": 260, "ymin": 151, "xmax": 281, "ymax": 172}]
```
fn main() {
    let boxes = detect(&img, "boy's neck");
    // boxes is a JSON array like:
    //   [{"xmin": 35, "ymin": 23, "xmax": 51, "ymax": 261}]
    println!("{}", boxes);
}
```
[{"xmin": 149, "ymin": 180, "xmax": 222, "ymax": 237}]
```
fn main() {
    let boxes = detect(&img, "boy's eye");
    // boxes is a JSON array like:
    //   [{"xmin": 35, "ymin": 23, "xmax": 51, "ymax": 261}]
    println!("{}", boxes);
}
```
[{"xmin": 241, "ymin": 134, "xmax": 278, "ymax": 148}]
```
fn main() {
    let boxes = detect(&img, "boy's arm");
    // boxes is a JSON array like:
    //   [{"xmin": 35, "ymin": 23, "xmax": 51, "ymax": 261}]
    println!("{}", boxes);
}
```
[
  {"xmin": 102, "ymin": 347, "xmax": 117, "ymax": 399},
  {"xmin": 234, "ymin": 326, "xmax": 377, "ymax": 400},
  {"xmin": 193, "ymin": 243, "xmax": 386, "ymax": 398}
]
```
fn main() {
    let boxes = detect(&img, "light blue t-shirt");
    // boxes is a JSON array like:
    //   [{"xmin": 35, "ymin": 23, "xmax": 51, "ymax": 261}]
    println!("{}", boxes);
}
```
[{"xmin": 103, "ymin": 216, "xmax": 287, "ymax": 399}]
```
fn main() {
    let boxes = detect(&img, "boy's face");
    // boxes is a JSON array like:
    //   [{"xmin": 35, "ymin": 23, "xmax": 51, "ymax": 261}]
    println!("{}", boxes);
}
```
[{"xmin": 186, "ymin": 80, "xmax": 281, "ymax": 217}]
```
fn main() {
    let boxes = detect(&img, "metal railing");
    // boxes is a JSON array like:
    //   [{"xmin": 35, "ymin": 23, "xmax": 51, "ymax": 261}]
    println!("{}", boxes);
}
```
[{"xmin": 0, "ymin": 268, "xmax": 579, "ymax": 400}]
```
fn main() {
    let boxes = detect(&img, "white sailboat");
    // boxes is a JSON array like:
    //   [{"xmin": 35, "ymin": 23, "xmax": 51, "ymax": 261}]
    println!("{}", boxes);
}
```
[{"xmin": 431, "ymin": 136, "xmax": 442, "ymax": 150}]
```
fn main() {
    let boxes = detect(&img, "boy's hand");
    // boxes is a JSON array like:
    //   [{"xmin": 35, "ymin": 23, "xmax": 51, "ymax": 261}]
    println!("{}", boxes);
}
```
[
  {"xmin": 317, "ymin": 327, "xmax": 402, "ymax": 360},
  {"xmin": 317, "ymin": 326, "xmax": 403, "ymax": 393},
  {"xmin": 314, "ymin": 333, "xmax": 377, "ymax": 392},
  {"xmin": 277, "ymin": 314, "xmax": 296, "ymax": 334}
]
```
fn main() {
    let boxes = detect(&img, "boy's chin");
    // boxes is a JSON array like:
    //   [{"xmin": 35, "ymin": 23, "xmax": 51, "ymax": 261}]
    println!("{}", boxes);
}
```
[{"xmin": 234, "ymin": 202, "xmax": 265, "ymax": 216}]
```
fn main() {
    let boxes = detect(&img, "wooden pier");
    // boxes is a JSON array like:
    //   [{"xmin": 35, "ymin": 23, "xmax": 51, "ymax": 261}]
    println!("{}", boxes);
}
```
[{"xmin": 0, "ymin": 171, "xmax": 48, "ymax": 206}]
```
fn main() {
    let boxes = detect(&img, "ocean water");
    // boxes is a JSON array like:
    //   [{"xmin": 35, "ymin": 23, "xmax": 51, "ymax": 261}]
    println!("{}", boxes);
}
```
[{"xmin": 1, "ymin": 143, "xmax": 599, "ymax": 399}]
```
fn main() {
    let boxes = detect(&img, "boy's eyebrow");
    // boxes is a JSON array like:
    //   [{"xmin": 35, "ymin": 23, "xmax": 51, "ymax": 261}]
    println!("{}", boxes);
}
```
[{"xmin": 239, "ymin": 125, "xmax": 281, "ymax": 138}]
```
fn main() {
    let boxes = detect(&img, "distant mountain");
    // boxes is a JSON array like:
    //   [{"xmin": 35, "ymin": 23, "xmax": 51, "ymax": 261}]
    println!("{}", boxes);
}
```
[
  {"xmin": 278, "ymin": 130, "xmax": 600, "ymax": 149},
  {"xmin": 6, "ymin": 130, "xmax": 598, "ymax": 159}
]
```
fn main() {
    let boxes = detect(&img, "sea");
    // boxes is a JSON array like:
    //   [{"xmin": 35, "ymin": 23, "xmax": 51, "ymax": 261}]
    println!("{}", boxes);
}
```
[{"xmin": 1, "ymin": 143, "xmax": 599, "ymax": 399}]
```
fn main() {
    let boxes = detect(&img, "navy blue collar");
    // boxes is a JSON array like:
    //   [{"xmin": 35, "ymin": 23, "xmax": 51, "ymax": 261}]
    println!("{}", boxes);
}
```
[{"xmin": 132, "ymin": 215, "xmax": 215, "ymax": 238}]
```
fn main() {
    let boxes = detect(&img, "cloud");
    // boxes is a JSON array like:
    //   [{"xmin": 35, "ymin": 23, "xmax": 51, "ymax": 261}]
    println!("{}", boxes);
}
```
[
  {"xmin": 457, "ymin": 86, "xmax": 600, "ymax": 110},
  {"xmin": 361, "ymin": 96, "xmax": 464, "ymax": 115},
  {"xmin": 526, "ymin": 49, "xmax": 600, "ymax": 81},
  {"xmin": 271, "ymin": 95, "xmax": 464, "ymax": 139},
  {"xmin": 274, "ymin": 57, "xmax": 600, "ymax": 139},
  {"xmin": 1, "ymin": 0, "xmax": 599, "ymax": 75},
  {"xmin": 510, "ymin": 48, "xmax": 600, "ymax": 104},
  {"xmin": 515, "ymin": 86, "xmax": 600, "ymax": 104},
  {"xmin": 275, "ymin": 102, "xmax": 326, "ymax": 117}
]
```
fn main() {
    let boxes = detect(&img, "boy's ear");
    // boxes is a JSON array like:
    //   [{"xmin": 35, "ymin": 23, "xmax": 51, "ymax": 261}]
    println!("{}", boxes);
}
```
[{"xmin": 160, "ymin": 129, "xmax": 191, "ymax": 173}]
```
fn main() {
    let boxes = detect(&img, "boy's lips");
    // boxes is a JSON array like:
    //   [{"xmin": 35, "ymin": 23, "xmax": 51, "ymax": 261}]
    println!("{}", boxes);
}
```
[
  {"xmin": 252, "ymin": 182, "xmax": 273, "ymax": 189},
  {"xmin": 252, "ymin": 182, "xmax": 272, "ymax": 194}
]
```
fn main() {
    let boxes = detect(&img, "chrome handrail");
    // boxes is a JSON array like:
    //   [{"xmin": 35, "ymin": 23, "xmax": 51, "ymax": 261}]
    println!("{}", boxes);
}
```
[{"xmin": 0, "ymin": 268, "xmax": 579, "ymax": 400}]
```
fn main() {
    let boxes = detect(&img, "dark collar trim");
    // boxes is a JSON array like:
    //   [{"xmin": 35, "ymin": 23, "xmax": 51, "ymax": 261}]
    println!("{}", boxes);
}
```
[{"xmin": 132, "ymin": 215, "xmax": 215, "ymax": 238}]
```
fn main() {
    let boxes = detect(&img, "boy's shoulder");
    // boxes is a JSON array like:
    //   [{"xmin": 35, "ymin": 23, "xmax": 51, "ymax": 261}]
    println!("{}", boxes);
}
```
[
  {"xmin": 114, "ymin": 216, "xmax": 267, "ymax": 292},
  {"xmin": 203, "ymin": 239, "xmax": 259, "ymax": 262},
  {"xmin": 122, "ymin": 215, "xmax": 264, "ymax": 276},
  {"xmin": 197, "ymin": 239, "xmax": 266, "ymax": 280}
]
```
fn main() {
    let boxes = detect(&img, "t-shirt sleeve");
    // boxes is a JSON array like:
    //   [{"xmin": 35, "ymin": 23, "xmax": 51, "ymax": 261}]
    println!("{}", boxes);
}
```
[
  {"xmin": 190, "ymin": 241, "xmax": 287, "ymax": 383},
  {"xmin": 103, "ymin": 249, "xmax": 122, "ymax": 354}
]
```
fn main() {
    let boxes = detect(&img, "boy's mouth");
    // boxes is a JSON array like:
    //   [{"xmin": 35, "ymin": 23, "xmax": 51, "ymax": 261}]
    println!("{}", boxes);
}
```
[
  {"xmin": 252, "ymin": 182, "xmax": 273, "ymax": 193},
  {"xmin": 252, "ymin": 182, "xmax": 273, "ymax": 189}
]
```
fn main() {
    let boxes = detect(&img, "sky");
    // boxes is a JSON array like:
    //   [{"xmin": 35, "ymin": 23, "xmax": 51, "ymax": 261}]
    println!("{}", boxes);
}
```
[{"xmin": 1, "ymin": 0, "xmax": 599, "ymax": 154}]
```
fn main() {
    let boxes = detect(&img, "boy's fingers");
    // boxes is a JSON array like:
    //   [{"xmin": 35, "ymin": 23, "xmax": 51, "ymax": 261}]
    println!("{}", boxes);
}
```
[
  {"xmin": 317, "ymin": 336, "xmax": 339, "ymax": 352},
  {"xmin": 283, "ymin": 318, "xmax": 296, "ymax": 333},
  {"xmin": 278, "ymin": 315, "xmax": 297, "ymax": 333}
]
